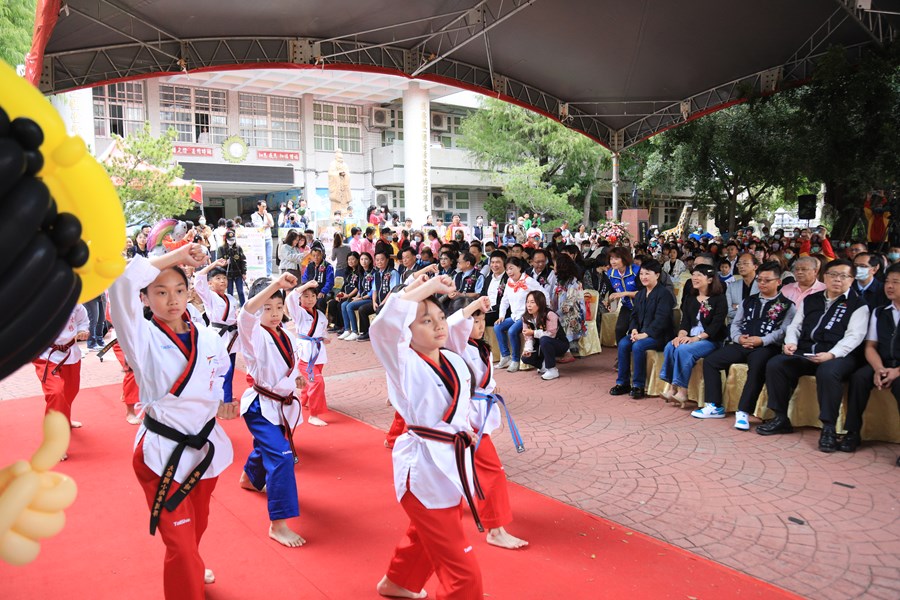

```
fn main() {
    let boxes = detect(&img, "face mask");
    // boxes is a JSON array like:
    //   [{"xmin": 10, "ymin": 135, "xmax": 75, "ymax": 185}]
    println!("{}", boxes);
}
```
[
  {"xmin": 784, "ymin": 252, "xmax": 794, "ymax": 260},
  {"xmin": 889, "ymin": 253, "xmax": 900, "ymax": 261},
  {"xmin": 855, "ymin": 266, "xmax": 870, "ymax": 280},
  {"xmin": 414, "ymin": 236, "xmax": 422, "ymax": 242},
  {"xmin": 198, "ymin": 217, "xmax": 206, "ymax": 226},
  {"xmin": 227, "ymin": 239, "xmax": 236, "ymax": 246}
]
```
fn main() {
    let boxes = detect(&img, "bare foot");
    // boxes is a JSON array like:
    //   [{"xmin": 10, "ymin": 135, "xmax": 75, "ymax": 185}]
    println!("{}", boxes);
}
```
[
  {"xmin": 486, "ymin": 527, "xmax": 529, "ymax": 549},
  {"xmin": 269, "ymin": 520, "xmax": 306, "ymax": 547},
  {"xmin": 204, "ymin": 568, "xmax": 215, "ymax": 584},
  {"xmin": 239, "ymin": 471, "xmax": 266, "ymax": 493},
  {"xmin": 376, "ymin": 575, "xmax": 427, "ymax": 599},
  {"xmin": 308, "ymin": 415, "xmax": 328, "ymax": 427},
  {"xmin": 70, "ymin": 420, "xmax": 83, "ymax": 429}
]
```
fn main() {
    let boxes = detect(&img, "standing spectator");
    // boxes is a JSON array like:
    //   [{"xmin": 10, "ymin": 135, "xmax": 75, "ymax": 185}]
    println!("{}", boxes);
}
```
[
  {"xmin": 301, "ymin": 246, "xmax": 335, "ymax": 314},
  {"xmin": 348, "ymin": 226, "xmax": 364, "ymax": 253},
  {"xmin": 251, "ymin": 200, "xmax": 275, "ymax": 276},
  {"xmin": 279, "ymin": 230, "xmax": 307, "ymax": 281},
  {"xmin": 83, "ymin": 294, "xmax": 108, "ymax": 350},
  {"xmin": 331, "ymin": 233, "xmax": 351, "ymax": 278},
  {"xmin": 132, "ymin": 230, "xmax": 150, "ymax": 258},
  {"xmin": 218, "ymin": 230, "xmax": 248, "ymax": 304},
  {"xmin": 473, "ymin": 216, "xmax": 485, "ymax": 241},
  {"xmin": 607, "ymin": 247, "xmax": 641, "ymax": 343},
  {"xmin": 360, "ymin": 226, "xmax": 377, "ymax": 258}
]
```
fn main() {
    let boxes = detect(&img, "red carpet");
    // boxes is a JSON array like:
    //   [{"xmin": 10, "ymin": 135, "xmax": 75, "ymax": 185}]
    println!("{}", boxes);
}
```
[{"xmin": 0, "ymin": 380, "xmax": 802, "ymax": 599}]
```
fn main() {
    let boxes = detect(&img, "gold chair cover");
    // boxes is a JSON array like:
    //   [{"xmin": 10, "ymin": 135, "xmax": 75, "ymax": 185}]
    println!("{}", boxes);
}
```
[
  {"xmin": 858, "ymin": 389, "xmax": 900, "ymax": 443},
  {"xmin": 579, "ymin": 290, "xmax": 602, "ymax": 357},
  {"xmin": 601, "ymin": 312, "xmax": 619, "ymax": 347}
]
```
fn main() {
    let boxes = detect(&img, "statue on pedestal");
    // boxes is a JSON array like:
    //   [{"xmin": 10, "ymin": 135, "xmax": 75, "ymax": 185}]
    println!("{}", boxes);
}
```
[{"xmin": 328, "ymin": 149, "xmax": 352, "ymax": 217}]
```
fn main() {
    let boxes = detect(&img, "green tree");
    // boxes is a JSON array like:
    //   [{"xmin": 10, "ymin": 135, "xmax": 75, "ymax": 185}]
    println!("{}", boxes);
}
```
[
  {"xmin": 458, "ymin": 98, "xmax": 609, "ymax": 225},
  {"xmin": 105, "ymin": 123, "xmax": 195, "ymax": 224},
  {"xmin": 0, "ymin": 0, "xmax": 36, "ymax": 67},
  {"xmin": 785, "ymin": 45, "xmax": 900, "ymax": 239},
  {"xmin": 649, "ymin": 95, "xmax": 807, "ymax": 234}
]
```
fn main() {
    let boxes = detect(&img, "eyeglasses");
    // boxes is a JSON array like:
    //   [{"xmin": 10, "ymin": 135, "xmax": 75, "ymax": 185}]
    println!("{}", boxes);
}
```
[{"xmin": 824, "ymin": 273, "xmax": 852, "ymax": 280}]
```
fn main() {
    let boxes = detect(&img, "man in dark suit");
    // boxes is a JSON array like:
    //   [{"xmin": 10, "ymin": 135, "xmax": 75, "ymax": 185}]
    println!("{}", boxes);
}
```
[{"xmin": 851, "ymin": 252, "xmax": 888, "ymax": 310}]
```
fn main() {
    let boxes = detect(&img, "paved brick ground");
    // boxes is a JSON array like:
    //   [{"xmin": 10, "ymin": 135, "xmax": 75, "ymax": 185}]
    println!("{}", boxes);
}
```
[{"xmin": 2, "ymin": 336, "xmax": 897, "ymax": 599}]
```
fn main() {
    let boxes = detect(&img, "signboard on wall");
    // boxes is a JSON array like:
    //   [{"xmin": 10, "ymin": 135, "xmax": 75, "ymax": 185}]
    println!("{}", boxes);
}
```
[
  {"xmin": 234, "ymin": 227, "xmax": 268, "ymax": 282},
  {"xmin": 257, "ymin": 150, "xmax": 300, "ymax": 161},
  {"xmin": 174, "ymin": 145, "xmax": 213, "ymax": 157}
]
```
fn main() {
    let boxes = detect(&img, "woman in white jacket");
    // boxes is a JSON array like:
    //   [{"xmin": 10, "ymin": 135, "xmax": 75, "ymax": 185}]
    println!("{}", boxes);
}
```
[{"xmin": 493, "ymin": 256, "xmax": 547, "ymax": 373}]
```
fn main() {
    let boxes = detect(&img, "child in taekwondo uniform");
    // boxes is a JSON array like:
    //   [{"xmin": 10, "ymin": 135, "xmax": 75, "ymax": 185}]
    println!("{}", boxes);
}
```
[
  {"xmin": 286, "ymin": 280, "xmax": 331, "ymax": 426},
  {"xmin": 371, "ymin": 274, "xmax": 484, "ymax": 600},
  {"xmin": 237, "ymin": 273, "xmax": 307, "ymax": 548},
  {"xmin": 446, "ymin": 296, "xmax": 528, "ymax": 550},
  {"xmin": 32, "ymin": 304, "xmax": 90, "ymax": 433},
  {"xmin": 194, "ymin": 259, "xmax": 240, "ymax": 402},
  {"xmin": 109, "ymin": 243, "xmax": 238, "ymax": 600}
]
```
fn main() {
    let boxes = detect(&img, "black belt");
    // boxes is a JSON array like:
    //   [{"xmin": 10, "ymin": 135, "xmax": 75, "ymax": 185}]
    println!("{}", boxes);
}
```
[
  {"xmin": 142, "ymin": 415, "xmax": 216, "ymax": 535},
  {"xmin": 211, "ymin": 323, "xmax": 238, "ymax": 352},
  {"xmin": 407, "ymin": 425, "xmax": 485, "ymax": 532},
  {"xmin": 253, "ymin": 384, "xmax": 300, "ymax": 464},
  {"xmin": 96, "ymin": 338, "xmax": 118, "ymax": 362}
]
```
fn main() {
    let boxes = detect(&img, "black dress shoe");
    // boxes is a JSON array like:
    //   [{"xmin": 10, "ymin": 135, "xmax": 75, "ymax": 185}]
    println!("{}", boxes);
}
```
[
  {"xmin": 756, "ymin": 414, "xmax": 793, "ymax": 436},
  {"xmin": 609, "ymin": 384, "xmax": 631, "ymax": 396},
  {"xmin": 629, "ymin": 387, "xmax": 646, "ymax": 399},
  {"xmin": 838, "ymin": 431, "xmax": 861, "ymax": 453},
  {"xmin": 818, "ymin": 425, "xmax": 838, "ymax": 453},
  {"xmin": 357, "ymin": 333, "xmax": 370, "ymax": 341}
]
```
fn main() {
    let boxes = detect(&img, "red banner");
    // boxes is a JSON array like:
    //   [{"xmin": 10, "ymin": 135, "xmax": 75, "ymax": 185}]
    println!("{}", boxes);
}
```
[{"xmin": 174, "ymin": 145, "xmax": 214, "ymax": 157}]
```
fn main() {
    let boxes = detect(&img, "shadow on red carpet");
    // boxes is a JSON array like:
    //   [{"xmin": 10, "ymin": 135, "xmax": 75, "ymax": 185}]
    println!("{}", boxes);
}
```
[{"xmin": 0, "ymin": 381, "xmax": 803, "ymax": 599}]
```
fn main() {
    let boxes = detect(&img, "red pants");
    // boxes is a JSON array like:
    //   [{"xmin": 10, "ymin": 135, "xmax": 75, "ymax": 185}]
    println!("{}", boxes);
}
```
[
  {"xmin": 385, "ymin": 411, "xmax": 407, "ymax": 448},
  {"xmin": 474, "ymin": 434, "xmax": 513, "ymax": 530},
  {"xmin": 386, "ymin": 492, "xmax": 483, "ymax": 600},
  {"xmin": 133, "ymin": 439, "xmax": 217, "ymax": 600},
  {"xmin": 113, "ymin": 343, "xmax": 139, "ymax": 407},
  {"xmin": 298, "ymin": 361, "xmax": 327, "ymax": 416},
  {"xmin": 32, "ymin": 359, "xmax": 80, "ymax": 423}
]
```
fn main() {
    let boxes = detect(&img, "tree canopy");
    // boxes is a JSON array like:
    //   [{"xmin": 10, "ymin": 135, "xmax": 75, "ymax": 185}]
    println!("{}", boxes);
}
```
[
  {"xmin": 0, "ymin": 0, "xmax": 36, "ymax": 67},
  {"xmin": 458, "ymin": 98, "xmax": 609, "ymax": 225},
  {"xmin": 104, "ymin": 123, "xmax": 195, "ymax": 225}
]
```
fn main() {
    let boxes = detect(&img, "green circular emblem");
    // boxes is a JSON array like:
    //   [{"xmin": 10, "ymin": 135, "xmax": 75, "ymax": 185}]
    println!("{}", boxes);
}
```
[{"xmin": 221, "ymin": 135, "xmax": 248, "ymax": 163}]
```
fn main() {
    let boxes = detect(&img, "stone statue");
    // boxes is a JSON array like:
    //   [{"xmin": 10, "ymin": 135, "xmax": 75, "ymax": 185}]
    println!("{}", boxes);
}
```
[{"xmin": 328, "ymin": 149, "xmax": 352, "ymax": 217}]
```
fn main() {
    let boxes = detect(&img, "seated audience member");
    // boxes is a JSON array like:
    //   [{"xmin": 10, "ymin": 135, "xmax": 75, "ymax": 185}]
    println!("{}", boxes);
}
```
[
  {"xmin": 699, "ymin": 262, "xmax": 796, "ymax": 429},
  {"xmin": 726, "ymin": 253, "xmax": 760, "ymax": 321},
  {"xmin": 609, "ymin": 259, "xmax": 676, "ymax": 399},
  {"xmin": 301, "ymin": 245, "xmax": 335, "ymax": 314},
  {"xmin": 494, "ymin": 256, "xmax": 547, "ymax": 372},
  {"xmin": 522, "ymin": 291, "xmax": 570, "ymax": 380},
  {"xmin": 328, "ymin": 251, "xmax": 361, "ymax": 335},
  {"xmin": 528, "ymin": 248, "xmax": 557, "ymax": 298},
  {"xmin": 340, "ymin": 252, "xmax": 375, "ymax": 341},
  {"xmin": 418, "ymin": 247, "xmax": 434, "ymax": 266},
  {"xmin": 396, "ymin": 247, "xmax": 421, "ymax": 282},
  {"xmin": 355, "ymin": 250, "xmax": 399, "ymax": 342},
  {"xmin": 662, "ymin": 246, "xmax": 687, "ymax": 279},
  {"xmin": 438, "ymin": 250, "xmax": 457, "ymax": 277},
  {"xmin": 659, "ymin": 265, "xmax": 728, "ymax": 406},
  {"xmin": 842, "ymin": 262, "xmax": 900, "ymax": 462},
  {"xmin": 483, "ymin": 250, "xmax": 509, "ymax": 326},
  {"xmin": 851, "ymin": 252, "xmax": 888, "ymax": 310},
  {"xmin": 718, "ymin": 260, "xmax": 735, "ymax": 285},
  {"xmin": 634, "ymin": 254, "xmax": 675, "ymax": 298},
  {"xmin": 449, "ymin": 252, "xmax": 486, "ymax": 301},
  {"xmin": 757, "ymin": 260, "xmax": 869, "ymax": 452},
  {"xmin": 780, "ymin": 256, "xmax": 825, "ymax": 305}
]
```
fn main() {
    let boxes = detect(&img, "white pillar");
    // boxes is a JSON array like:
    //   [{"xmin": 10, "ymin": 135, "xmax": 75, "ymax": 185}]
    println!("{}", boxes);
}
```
[
  {"xmin": 611, "ymin": 152, "xmax": 620, "ymax": 221},
  {"xmin": 300, "ymin": 94, "xmax": 317, "ymax": 219},
  {"xmin": 402, "ymin": 82, "xmax": 431, "ymax": 226}
]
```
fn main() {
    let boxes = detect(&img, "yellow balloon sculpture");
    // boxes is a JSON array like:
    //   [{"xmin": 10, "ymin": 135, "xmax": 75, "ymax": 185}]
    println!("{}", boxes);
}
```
[
  {"xmin": 0, "ymin": 411, "xmax": 77, "ymax": 565},
  {"xmin": 0, "ymin": 59, "xmax": 125, "ymax": 302}
]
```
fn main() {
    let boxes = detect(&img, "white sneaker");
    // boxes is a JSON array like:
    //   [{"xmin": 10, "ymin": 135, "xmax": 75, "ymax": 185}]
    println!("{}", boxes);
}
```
[
  {"xmin": 338, "ymin": 331, "xmax": 350, "ymax": 340},
  {"xmin": 344, "ymin": 332, "xmax": 358, "ymax": 341},
  {"xmin": 541, "ymin": 367, "xmax": 559, "ymax": 380},
  {"xmin": 734, "ymin": 411, "xmax": 750, "ymax": 431},
  {"xmin": 537, "ymin": 367, "xmax": 546, "ymax": 374},
  {"xmin": 691, "ymin": 404, "xmax": 726, "ymax": 419},
  {"xmin": 507, "ymin": 361, "xmax": 520, "ymax": 373},
  {"xmin": 496, "ymin": 356, "xmax": 511, "ymax": 369}
]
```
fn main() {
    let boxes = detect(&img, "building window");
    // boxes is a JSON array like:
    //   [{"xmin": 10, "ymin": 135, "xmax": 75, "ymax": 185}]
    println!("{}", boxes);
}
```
[
  {"xmin": 159, "ymin": 85, "xmax": 228, "ymax": 144},
  {"xmin": 239, "ymin": 93, "xmax": 300, "ymax": 150},
  {"xmin": 314, "ymin": 102, "xmax": 361, "ymax": 153},
  {"xmin": 93, "ymin": 82, "xmax": 145, "ymax": 138}
]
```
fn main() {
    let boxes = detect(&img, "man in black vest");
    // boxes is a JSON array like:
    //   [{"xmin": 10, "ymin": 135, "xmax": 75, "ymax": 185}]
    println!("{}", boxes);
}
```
[
  {"xmin": 699, "ymin": 262, "xmax": 796, "ymax": 429},
  {"xmin": 449, "ymin": 252, "xmax": 485, "ymax": 301},
  {"xmin": 842, "ymin": 262, "xmax": 900, "ymax": 464},
  {"xmin": 757, "ymin": 260, "xmax": 870, "ymax": 452}
]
